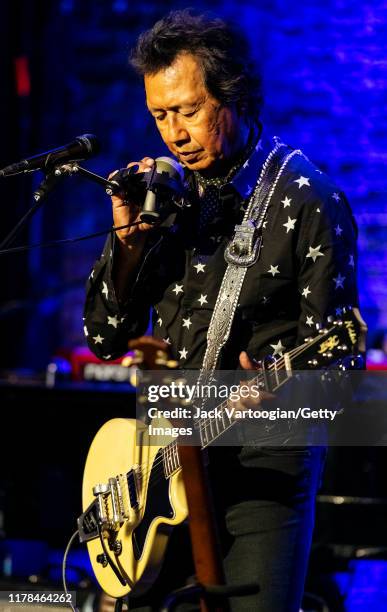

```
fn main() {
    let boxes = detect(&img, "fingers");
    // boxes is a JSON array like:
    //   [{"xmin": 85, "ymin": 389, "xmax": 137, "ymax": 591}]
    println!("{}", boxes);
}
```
[
  {"xmin": 127, "ymin": 157, "xmax": 155, "ymax": 173},
  {"xmin": 239, "ymin": 350, "xmax": 255, "ymax": 370},
  {"xmin": 108, "ymin": 157, "xmax": 155, "ymax": 182}
]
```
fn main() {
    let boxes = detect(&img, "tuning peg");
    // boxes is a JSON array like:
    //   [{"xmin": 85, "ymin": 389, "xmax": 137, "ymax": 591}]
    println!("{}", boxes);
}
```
[
  {"xmin": 154, "ymin": 349, "xmax": 170, "ymax": 366},
  {"xmin": 166, "ymin": 359, "xmax": 179, "ymax": 369},
  {"xmin": 307, "ymin": 359, "xmax": 319, "ymax": 367},
  {"xmin": 122, "ymin": 350, "xmax": 144, "ymax": 367}
]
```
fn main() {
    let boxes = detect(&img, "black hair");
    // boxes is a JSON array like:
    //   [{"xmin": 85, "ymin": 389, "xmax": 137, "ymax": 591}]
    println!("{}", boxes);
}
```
[{"xmin": 130, "ymin": 9, "xmax": 263, "ymax": 121}]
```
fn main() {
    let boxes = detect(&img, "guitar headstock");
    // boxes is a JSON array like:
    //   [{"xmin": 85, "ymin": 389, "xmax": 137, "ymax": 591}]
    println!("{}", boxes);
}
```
[
  {"xmin": 121, "ymin": 336, "xmax": 178, "ymax": 371},
  {"xmin": 290, "ymin": 306, "xmax": 363, "ymax": 370}
]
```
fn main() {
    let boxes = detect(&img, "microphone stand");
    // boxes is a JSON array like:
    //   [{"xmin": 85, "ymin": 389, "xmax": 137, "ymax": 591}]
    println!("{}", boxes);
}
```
[
  {"xmin": 0, "ymin": 160, "xmax": 186, "ymax": 251},
  {"xmin": 0, "ymin": 166, "xmax": 71, "ymax": 250},
  {"xmin": 0, "ymin": 163, "xmax": 117, "ymax": 251}
]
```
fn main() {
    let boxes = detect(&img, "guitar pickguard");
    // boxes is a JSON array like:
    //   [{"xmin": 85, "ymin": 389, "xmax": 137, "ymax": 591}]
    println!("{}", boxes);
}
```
[{"xmin": 132, "ymin": 449, "xmax": 174, "ymax": 561}]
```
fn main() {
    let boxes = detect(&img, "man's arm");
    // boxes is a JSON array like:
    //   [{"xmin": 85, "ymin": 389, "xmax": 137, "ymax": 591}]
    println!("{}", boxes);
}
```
[
  {"xmin": 83, "ymin": 157, "xmax": 159, "ymax": 360},
  {"xmin": 295, "ymin": 190, "xmax": 359, "ymax": 341}
]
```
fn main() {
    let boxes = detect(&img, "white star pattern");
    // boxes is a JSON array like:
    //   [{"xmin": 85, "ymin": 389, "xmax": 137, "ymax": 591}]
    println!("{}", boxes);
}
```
[
  {"xmin": 270, "ymin": 340, "xmax": 285, "ymax": 357},
  {"xmin": 294, "ymin": 176, "xmax": 310, "ymax": 189},
  {"xmin": 172, "ymin": 284, "xmax": 184, "ymax": 295},
  {"xmin": 316, "ymin": 208, "xmax": 321, "ymax": 213},
  {"xmin": 163, "ymin": 337, "xmax": 171, "ymax": 345},
  {"xmin": 268, "ymin": 265, "xmax": 280, "ymax": 277},
  {"xmin": 182, "ymin": 317, "xmax": 192, "ymax": 330},
  {"xmin": 281, "ymin": 196, "xmax": 292, "ymax": 208},
  {"xmin": 102, "ymin": 282, "xmax": 108, "ymax": 298},
  {"xmin": 332, "ymin": 193, "xmax": 340, "ymax": 202},
  {"xmin": 194, "ymin": 263, "xmax": 206, "ymax": 273},
  {"xmin": 245, "ymin": 184, "xmax": 252, "ymax": 196},
  {"xmin": 283, "ymin": 217, "xmax": 297, "ymax": 233},
  {"xmin": 102, "ymin": 355, "xmax": 112, "ymax": 360},
  {"xmin": 349, "ymin": 255, "xmax": 355, "ymax": 267},
  {"xmin": 93, "ymin": 334, "xmax": 104, "ymax": 344},
  {"xmin": 335, "ymin": 307, "xmax": 342, "ymax": 316},
  {"xmin": 89, "ymin": 270, "xmax": 94, "ymax": 279},
  {"xmin": 335, "ymin": 224, "xmax": 343, "ymax": 237},
  {"xmin": 333, "ymin": 273, "xmax": 345, "ymax": 289},
  {"xmin": 179, "ymin": 348, "xmax": 188, "ymax": 360},
  {"xmin": 306, "ymin": 315, "xmax": 314, "ymax": 327},
  {"xmin": 262, "ymin": 220, "xmax": 268, "ymax": 229},
  {"xmin": 198, "ymin": 294, "xmax": 208, "ymax": 306},
  {"xmin": 157, "ymin": 317, "xmax": 163, "ymax": 326},
  {"xmin": 107, "ymin": 315, "xmax": 119, "ymax": 328},
  {"xmin": 83, "ymin": 326, "xmax": 88, "ymax": 337},
  {"xmin": 306, "ymin": 245, "xmax": 324, "ymax": 263},
  {"xmin": 302, "ymin": 286, "xmax": 311, "ymax": 298}
]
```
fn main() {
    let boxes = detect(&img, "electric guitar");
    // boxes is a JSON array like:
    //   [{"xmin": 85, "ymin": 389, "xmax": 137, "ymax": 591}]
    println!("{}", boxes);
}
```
[{"xmin": 78, "ymin": 308, "xmax": 363, "ymax": 598}]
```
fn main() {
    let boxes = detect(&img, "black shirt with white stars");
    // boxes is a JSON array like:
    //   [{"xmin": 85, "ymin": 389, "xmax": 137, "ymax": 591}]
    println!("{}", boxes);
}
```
[{"xmin": 84, "ymin": 128, "xmax": 359, "ymax": 370}]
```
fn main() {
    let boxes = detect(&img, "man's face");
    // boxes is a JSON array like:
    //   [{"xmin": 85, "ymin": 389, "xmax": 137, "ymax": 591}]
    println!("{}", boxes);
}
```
[{"xmin": 144, "ymin": 53, "xmax": 246, "ymax": 175}]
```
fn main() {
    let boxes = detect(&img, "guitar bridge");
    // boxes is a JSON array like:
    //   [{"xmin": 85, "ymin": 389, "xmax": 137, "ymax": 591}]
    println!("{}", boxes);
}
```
[{"xmin": 78, "ymin": 477, "xmax": 129, "ymax": 543}]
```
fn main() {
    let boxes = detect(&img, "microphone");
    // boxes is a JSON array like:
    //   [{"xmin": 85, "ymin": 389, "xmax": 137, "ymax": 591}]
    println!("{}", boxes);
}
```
[
  {"xmin": 108, "ymin": 156, "xmax": 186, "ymax": 224},
  {"xmin": 141, "ymin": 156, "xmax": 185, "ymax": 223},
  {"xmin": 0, "ymin": 134, "xmax": 100, "ymax": 177}
]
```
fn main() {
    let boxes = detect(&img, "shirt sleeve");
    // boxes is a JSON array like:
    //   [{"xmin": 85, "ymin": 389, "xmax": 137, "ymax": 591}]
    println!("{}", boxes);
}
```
[
  {"xmin": 83, "ymin": 232, "xmax": 157, "ymax": 360},
  {"xmin": 295, "ymin": 189, "xmax": 359, "ymax": 344}
]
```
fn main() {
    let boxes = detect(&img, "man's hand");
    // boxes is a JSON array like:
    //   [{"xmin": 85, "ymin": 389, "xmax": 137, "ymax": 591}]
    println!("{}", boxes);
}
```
[
  {"xmin": 227, "ymin": 350, "xmax": 275, "ymax": 413},
  {"xmin": 109, "ymin": 156, "xmax": 156, "ymax": 247},
  {"xmin": 109, "ymin": 157, "xmax": 159, "ymax": 302}
]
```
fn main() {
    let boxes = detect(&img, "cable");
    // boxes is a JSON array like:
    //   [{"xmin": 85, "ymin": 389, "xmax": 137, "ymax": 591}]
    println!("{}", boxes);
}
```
[
  {"xmin": 62, "ymin": 529, "xmax": 81, "ymax": 612},
  {"xmin": 0, "ymin": 220, "xmax": 141, "ymax": 256}
]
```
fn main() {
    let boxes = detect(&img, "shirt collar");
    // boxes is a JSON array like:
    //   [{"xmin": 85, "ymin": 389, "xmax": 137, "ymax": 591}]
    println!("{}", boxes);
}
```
[{"xmin": 230, "ymin": 123, "xmax": 275, "ymax": 200}]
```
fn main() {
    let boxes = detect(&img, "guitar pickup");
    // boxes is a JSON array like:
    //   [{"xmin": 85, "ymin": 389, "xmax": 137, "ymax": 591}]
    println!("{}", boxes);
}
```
[{"xmin": 127, "ymin": 467, "xmax": 141, "ymax": 510}]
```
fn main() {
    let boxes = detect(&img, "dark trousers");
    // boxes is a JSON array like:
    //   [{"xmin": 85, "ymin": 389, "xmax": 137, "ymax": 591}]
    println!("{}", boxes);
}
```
[{"xmin": 128, "ymin": 445, "xmax": 327, "ymax": 612}]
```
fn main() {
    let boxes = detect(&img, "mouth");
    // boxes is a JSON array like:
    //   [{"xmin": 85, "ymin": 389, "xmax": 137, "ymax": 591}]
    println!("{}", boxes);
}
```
[{"xmin": 178, "ymin": 150, "xmax": 202, "ymax": 162}]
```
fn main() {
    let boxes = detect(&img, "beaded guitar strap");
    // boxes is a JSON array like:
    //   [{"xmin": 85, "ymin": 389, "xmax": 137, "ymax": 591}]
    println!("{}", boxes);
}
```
[{"xmin": 198, "ymin": 137, "xmax": 302, "ymax": 382}]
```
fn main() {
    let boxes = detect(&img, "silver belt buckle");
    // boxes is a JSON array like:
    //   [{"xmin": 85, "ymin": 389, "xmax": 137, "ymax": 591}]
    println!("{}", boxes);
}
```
[{"xmin": 224, "ymin": 221, "xmax": 262, "ymax": 267}]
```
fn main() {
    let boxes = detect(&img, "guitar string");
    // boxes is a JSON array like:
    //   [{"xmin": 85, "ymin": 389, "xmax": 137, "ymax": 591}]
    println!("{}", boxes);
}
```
[
  {"xmin": 124, "ymin": 325, "xmax": 339, "ymax": 490},
  {"xmin": 104, "ymin": 321, "xmax": 350, "ymax": 503},
  {"xmin": 130, "ymin": 322, "xmax": 344, "ymax": 484}
]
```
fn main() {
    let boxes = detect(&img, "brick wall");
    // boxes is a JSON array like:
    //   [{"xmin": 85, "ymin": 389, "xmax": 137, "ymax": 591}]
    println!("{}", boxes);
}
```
[{"xmin": 18, "ymin": 0, "xmax": 387, "ymax": 364}]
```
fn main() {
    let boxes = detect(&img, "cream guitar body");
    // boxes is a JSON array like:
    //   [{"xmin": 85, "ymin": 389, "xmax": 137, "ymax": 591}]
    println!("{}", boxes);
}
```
[{"xmin": 80, "ymin": 417, "xmax": 187, "ymax": 598}]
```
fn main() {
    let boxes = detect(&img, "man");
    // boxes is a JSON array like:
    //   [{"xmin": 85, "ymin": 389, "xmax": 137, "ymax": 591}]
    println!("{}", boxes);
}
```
[{"xmin": 84, "ymin": 10, "xmax": 359, "ymax": 611}]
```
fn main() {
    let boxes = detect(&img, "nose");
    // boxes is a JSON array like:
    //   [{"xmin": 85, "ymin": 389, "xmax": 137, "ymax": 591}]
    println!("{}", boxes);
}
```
[{"xmin": 165, "ymin": 113, "xmax": 189, "ymax": 146}]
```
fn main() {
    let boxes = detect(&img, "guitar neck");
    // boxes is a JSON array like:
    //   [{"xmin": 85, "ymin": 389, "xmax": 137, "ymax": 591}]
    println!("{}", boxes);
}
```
[
  {"xmin": 162, "ymin": 351, "xmax": 294, "ymax": 476},
  {"xmin": 162, "ymin": 312, "xmax": 358, "ymax": 476}
]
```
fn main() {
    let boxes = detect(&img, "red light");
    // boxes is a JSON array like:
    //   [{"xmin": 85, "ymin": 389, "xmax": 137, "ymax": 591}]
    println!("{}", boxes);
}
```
[{"xmin": 14, "ymin": 56, "xmax": 31, "ymax": 97}]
